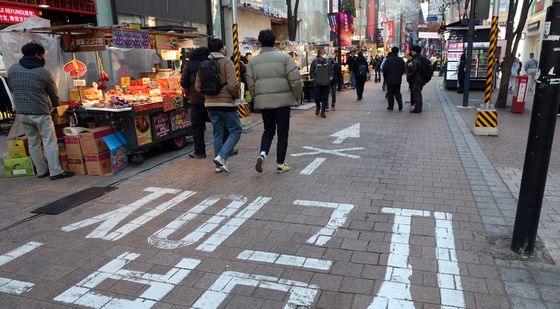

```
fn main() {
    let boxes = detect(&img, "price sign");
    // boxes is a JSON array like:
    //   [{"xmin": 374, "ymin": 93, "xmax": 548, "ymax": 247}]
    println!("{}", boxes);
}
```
[{"xmin": 73, "ymin": 79, "xmax": 87, "ymax": 87}]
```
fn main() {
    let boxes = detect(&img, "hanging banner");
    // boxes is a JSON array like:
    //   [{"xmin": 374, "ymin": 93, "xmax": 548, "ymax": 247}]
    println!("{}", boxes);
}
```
[
  {"xmin": 387, "ymin": 20, "xmax": 395, "ymax": 37},
  {"xmin": 339, "ymin": 12, "xmax": 353, "ymax": 47},
  {"xmin": 327, "ymin": 12, "xmax": 353, "ymax": 47},
  {"xmin": 367, "ymin": 0, "xmax": 376, "ymax": 41},
  {"xmin": 0, "ymin": 5, "xmax": 38, "ymax": 24}
]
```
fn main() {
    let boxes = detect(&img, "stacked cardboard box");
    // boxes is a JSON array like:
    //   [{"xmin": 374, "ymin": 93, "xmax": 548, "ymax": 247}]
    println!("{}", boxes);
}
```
[
  {"xmin": 3, "ymin": 137, "xmax": 34, "ymax": 177},
  {"xmin": 79, "ymin": 126, "xmax": 114, "ymax": 176},
  {"xmin": 64, "ymin": 135, "xmax": 86, "ymax": 175}
]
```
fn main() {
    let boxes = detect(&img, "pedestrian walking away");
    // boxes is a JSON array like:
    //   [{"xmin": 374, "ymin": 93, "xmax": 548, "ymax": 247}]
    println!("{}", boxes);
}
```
[
  {"xmin": 246, "ymin": 29, "xmax": 302, "ymax": 174},
  {"xmin": 310, "ymin": 49, "xmax": 333, "ymax": 118},
  {"xmin": 346, "ymin": 51, "xmax": 356, "ymax": 89},
  {"xmin": 374, "ymin": 55, "xmax": 383, "ymax": 83},
  {"xmin": 195, "ymin": 38, "xmax": 242, "ymax": 173},
  {"xmin": 407, "ymin": 45, "xmax": 430, "ymax": 113},
  {"xmin": 457, "ymin": 53, "xmax": 466, "ymax": 93},
  {"xmin": 509, "ymin": 57, "xmax": 521, "ymax": 93},
  {"xmin": 7, "ymin": 42, "xmax": 74, "ymax": 180},
  {"xmin": 382, "ymin": 47, "xmax": 406, "ymax": 111},
  {"xmin": 330, "ymin": 55, "xmax": 340, "ymax": 111},
  {"xmin": 525, "ymin": 53, "xmax": 539, "ymax": 91},
  {"xmin": 354, "ymin": 51, "xmax": 369, "ymax": 101},
  {"xmin": 181, "ymin": 47, "xmax": 210, "ymax": 159}
]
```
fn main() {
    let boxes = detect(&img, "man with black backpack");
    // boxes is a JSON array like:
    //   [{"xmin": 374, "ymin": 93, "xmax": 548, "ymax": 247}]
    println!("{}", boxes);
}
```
[
  {"xmin": 354, "ymin": 51, "xmax": 369, "ymax": 101},
  {"xmin": 195, "ymin": 38, "xmax": 241, "ymax": 173},
  {"xmin": 407, "ymin": 45, "xmax": 432, "ymax": 113},
  {"xmin": 310, "ymin": 49, "xmax": 333, "ymax": 118},
  {"xmin": 181, "ymin": 47, "xmax": 209, "ymax": 159}
]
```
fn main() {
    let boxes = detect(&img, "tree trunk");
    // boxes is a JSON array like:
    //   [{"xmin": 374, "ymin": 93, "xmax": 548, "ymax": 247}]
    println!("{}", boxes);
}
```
[
  {"xmin": 496, "ymin": 0, "xmax": 534, "ymax": 108},
  {"xmin": 286, "ymin": 0, "xmax": 299, "ymax": 41}
]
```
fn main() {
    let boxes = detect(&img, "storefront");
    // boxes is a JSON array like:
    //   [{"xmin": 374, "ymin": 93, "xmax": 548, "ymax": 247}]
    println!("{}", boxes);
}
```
[
  {"xmin": 519, "ymin": 0, "xmax": 551, "ymax": 64},
  {"xmin": 2, "ymin": 23, "xmax": 204, "ymax": 177},
  {"xmin": 0, "ymin": 0, "xmax": 97, "ymax": 28},
  {"xmin": 442, "ymin": 23, "xmax": 491, "ymax": 90}
]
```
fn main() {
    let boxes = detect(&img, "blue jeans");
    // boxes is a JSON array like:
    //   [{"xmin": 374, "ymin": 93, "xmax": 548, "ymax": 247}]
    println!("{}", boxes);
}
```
[
  {"xmin": 351, "ymin": 72, "xmax": 356, "ymax": 88},
  {"xmin": 314, "ymin": 85, "xmax": 330, "ymax": 112},
  {"xmin": 207, "ymin": 110, "xmax": 242, "ymax": 160}
]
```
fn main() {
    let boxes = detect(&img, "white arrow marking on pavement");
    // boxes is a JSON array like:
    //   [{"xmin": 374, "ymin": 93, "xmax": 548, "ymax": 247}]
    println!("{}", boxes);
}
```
[
  {"xmin": 0, "ymin": 241, "xmax": 43, "ymax": 295},
  {"xmin": 331, "ymin": 123, "xmax": 360, "ymax": 144},
  {"xmin": 291, "ymin": 146, "xmax": 365, "ymax": 159}
]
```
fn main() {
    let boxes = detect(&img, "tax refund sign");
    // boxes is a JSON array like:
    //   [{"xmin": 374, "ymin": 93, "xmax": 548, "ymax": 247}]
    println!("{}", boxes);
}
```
[{"xmin": 0, "ymin": 5, "xmax": 38, "ymax": 24}]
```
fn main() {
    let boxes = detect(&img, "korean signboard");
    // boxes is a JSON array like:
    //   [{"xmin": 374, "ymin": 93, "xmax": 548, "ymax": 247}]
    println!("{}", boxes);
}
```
[{"xmin": 0, "ymin": 5, "xmax": 38, "ymax": 24}]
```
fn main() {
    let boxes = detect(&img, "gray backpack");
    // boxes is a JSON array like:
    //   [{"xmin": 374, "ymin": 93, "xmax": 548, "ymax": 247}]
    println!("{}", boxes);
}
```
[{"xmin": 314, "ymin": 63, "xmax": 331, "ymax": 86}]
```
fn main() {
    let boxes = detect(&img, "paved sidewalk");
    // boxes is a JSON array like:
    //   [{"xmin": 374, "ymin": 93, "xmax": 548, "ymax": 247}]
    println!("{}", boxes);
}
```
[{"xmin": 0, "ymin": 79, "xmax": 557, "ymax": 308}]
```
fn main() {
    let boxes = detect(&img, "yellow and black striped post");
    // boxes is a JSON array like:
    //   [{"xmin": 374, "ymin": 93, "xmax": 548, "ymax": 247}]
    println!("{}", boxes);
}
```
[
  {"xmin": 484, "ymin": 16, "xmax": 499, "ymax": 107},
  {"xmin": 232, "ymin": 23, "xmax": 241, "ymax": 81}
]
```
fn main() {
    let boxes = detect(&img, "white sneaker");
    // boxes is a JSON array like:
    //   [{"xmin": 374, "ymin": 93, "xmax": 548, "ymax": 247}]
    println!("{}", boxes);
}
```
[
  {"xmin": 213, "ymin": 155, "xmax": 230, "ymax": 173},
  {"xmin": 215, "ymin": 167, "xmax": 224, "ymax": 173},
  {"xmin": 255, "ymin": 154, "xmax": 265, "ymax": 173}
]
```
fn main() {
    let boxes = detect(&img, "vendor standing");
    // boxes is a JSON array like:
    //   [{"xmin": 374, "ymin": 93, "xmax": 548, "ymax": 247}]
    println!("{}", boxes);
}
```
[{"xmin": 7, "ymin": 42, "xmax": 74, "ymax": 180}]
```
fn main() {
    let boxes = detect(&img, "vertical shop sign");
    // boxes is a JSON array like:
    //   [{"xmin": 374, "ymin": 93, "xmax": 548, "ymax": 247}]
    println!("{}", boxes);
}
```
[
  {"xmin": 0, "ymin": 5, "xmax": 37, "ymax": 24},
  {"xmin": 328, "ymin": 13, "xmax": 339, "ymax": 45}
]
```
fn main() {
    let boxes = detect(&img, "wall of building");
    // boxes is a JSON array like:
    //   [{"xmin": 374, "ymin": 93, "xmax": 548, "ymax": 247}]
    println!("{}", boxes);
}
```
[
  {"xmin": 238, "ymin": 9, "xmax": 273, "ymax": 41},
  {"xmin": 114, "ymin": 0, "xmax": 208, "ymax": 30}
]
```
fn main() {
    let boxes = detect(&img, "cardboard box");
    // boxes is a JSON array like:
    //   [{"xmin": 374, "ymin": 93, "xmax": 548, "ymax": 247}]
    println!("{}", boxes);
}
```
[
  {"xmin": 84, "ymin": 151, "xmax": 111, "ymax": 176},
  {"xmin": 103, "ymin": 132, "xmax": 128, "ymax": 175},
  {"xmin": 2, "ymin": 155, "xmax": 34, "ymax": 178},
  {"xmin": 7, "ymin": 138, "xmax": 29, "ymax": 158},
  {"xmin": 79, "ymin": 126, "xmax": 114, "ymax": 155},
  {"xmin": 64, "ymin": 136, "xmax": 83, "ymax": 159},
  {"xmin": 67, "ymin": 157, "xmax": 87, "ymax": 175},
  {"xmin": 59, "ymin": 151, "xmax": 69, "ymax": 171},
  {"xmin": 52, "ymin": 105, "xmax": 69, "ymax": 125}
]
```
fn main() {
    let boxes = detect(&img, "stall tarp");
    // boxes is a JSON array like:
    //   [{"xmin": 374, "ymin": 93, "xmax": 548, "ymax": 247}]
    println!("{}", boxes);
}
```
[{"xmin": 0, "ymin": 16, "xmax": 70, "ymax": 101}]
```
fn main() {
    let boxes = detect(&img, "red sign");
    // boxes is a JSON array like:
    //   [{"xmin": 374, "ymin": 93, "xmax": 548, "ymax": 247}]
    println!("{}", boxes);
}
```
[
  {"xmin": 339, "ymin": 12, "xmax": 353, "ymax": 47},
  {"xmin": 0, "ymin": 5, "xmax": 38, "ymax": 24}
]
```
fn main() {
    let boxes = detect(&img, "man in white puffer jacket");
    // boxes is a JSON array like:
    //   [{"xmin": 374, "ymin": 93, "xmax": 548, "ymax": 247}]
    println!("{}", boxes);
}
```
[{"xmin": 246, "ymin": 29, "xmax": 302, "ymax": 174}]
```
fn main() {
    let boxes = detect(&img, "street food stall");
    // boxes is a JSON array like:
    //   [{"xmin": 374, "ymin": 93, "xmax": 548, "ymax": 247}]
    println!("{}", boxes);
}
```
[{"xmin": 27, "ymin": 24, "xmax": 205, "ymax": 165}]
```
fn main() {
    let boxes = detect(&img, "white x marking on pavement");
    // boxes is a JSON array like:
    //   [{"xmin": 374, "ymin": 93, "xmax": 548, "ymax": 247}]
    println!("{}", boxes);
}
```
[{"xmin": 291, "ymin": 146, "xmax": 365, "ymax": 159}]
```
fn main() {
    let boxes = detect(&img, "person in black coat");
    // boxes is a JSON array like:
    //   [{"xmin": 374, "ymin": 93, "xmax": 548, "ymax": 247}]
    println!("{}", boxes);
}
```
[
  {"xmin": 457, "ymin": 53, "xmax": 466, "ymax": 93},
  {"xmin": 354, "ymin": 51, "xmax": 369, "ymax": 100},
  {"xmin": 382, "ymin": 47, "xmax": 406, "ymax": 111},
  {"xmin": 181, "ymin": 47, "xmax": 210, "ymax": 158}
]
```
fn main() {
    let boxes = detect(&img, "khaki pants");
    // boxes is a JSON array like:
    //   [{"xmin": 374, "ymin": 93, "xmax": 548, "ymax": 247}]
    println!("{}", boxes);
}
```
[{"xmin": 19, "ymin": 114, "xmax": 64, "ymax": 176}]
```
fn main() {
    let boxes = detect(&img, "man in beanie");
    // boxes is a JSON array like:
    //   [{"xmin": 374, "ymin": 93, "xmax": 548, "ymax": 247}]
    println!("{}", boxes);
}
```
[{"xmin": 8, "ymin": 42, "xmax": 74, "ymax": 180}]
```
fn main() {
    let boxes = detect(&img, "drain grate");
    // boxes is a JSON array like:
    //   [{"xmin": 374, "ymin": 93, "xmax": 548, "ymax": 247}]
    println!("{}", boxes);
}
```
[{"xmin": 31, "ymin": 186, "xmax": 117, "ymax": 215}]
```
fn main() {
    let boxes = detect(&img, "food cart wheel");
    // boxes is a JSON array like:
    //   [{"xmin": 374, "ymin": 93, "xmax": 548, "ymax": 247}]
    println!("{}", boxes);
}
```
[
  {"xmin": 130, "ymin": 153, "xmax": 145, "ymax": 165},
  {"xmin": 167, "ymin": 135, "xmax": 186, "ymax": 150}
]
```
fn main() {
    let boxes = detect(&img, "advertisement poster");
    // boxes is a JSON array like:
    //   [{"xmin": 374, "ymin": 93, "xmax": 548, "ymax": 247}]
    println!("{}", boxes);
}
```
[
  {"xmin": 327, "ymin": 12, "xmax": 353, "ymax": 46},
  {"xmin": 152, "ymin": 113, "xmax": 171, "ymax": 139},
  {"xmin": 134, "ymin": 114, "xmax": 152, "ymax": 146},
  {"xmin": 170, "ymin": 108, "xmax": 191, "ymax": 131}
]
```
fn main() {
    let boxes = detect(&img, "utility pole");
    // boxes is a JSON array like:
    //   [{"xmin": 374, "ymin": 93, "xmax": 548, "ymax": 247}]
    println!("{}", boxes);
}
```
[
  {"xmin": 511, "ymin": 0, "xmax": 560, "ymax": 255},
  {"xmin": 232, "ymin": 0, "xmax": 241, "ymax": 81},
  {"xmin": 462, "ymin": 0, "xmax": 477, "ymax": 107},
  {"xmin": 338, "ymin": 0, "xmax": 343, "ymax": 91}
]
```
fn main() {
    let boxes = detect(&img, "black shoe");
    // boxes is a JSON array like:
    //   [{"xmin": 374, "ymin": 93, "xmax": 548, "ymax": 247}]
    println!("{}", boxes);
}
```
[
  {"xmin": 37, "ymin": 172, "xmax": 50, "ymax": 178},
  {"xmin": 387, "ymin": 106, "xmax": 393, "ymax": 111},
  {"xmin": 398, "ymin": 105, "xmax": 403, "ymax": 111},
  {"xmin": 410, "ymin": 110, "xmax": 421, "ymax": 114},
  {"xmin": 188, "ymin": 153, "xmax": 207, "ymax": 159},
  {"xmin": 50, "ymin": 171, "xmax": 75, "ymax": 180}
]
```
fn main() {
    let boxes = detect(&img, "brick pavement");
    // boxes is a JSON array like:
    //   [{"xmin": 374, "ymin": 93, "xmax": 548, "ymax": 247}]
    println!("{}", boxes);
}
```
[
  {"xmin": 442, "ymin": 84, "xmax": 560, "ymax": 309},
  {"xmin": 0, "ymin": 78, "xmax": 555, "ymax": 308}
]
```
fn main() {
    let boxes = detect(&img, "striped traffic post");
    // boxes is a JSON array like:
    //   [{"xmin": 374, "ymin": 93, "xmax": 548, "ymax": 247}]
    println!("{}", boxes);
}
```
[
  {"xmin": 231, "ymin": 0, "xmax": 251, "ymax": 124},
  {"xmin": 473, "ymin": 0, "xmax": 500, "ymax": 136}
]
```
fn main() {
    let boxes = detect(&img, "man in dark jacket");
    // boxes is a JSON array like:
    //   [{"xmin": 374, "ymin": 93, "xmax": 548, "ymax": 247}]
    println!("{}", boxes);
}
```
[
  {"xmin": 407, "ymin": 45, "xmax": 425, "ymax": 113},
  {"xmin": 457, "ymin": 53, "xmax": 466, "ymax": 94},
  {"xmin": 346, "ymin": 51, "xmax": 356, "ymax": 88},
  {"xmin": 354, "ymin": 51, "xmax": 369, "ymax": 101},
  {"xmin": 330, "ymin": 56, "xmax": 340, "ymax": 111},
  {"xmin": 8, "ymin": 43, "xmax": 74, "ymax": 180},
  {"xmin": 181, "ymin": 47, "xmax": 210, "ymax": 159},
  {"xmin": 382, "ymin": 47, "xmax": 406, "ymax": 111}
]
